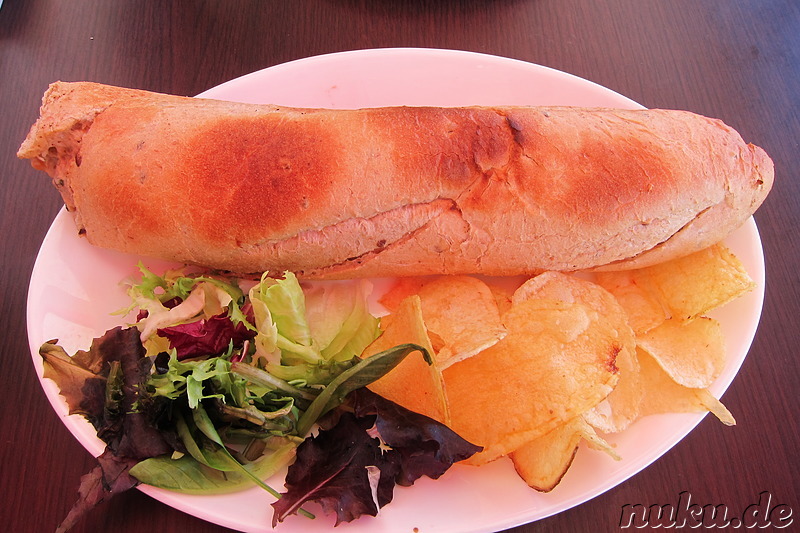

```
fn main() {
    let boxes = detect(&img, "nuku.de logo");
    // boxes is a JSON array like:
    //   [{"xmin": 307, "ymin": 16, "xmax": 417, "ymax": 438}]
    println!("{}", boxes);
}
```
[{"xmin": 619, "ymin": 491, "xmax": 793, "ymax": 529}]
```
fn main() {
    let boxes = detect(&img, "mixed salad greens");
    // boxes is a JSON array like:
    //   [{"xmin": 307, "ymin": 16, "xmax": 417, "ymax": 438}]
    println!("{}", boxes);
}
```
[{"xmin": 41, "ymin": 265, "xmax": 480, "ymax": 531}]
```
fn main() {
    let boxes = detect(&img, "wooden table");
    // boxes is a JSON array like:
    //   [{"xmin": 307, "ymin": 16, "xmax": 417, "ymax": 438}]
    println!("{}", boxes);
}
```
[{"xmin": 1, "ymin": 1, "xmax": 797, "ymax": 532}]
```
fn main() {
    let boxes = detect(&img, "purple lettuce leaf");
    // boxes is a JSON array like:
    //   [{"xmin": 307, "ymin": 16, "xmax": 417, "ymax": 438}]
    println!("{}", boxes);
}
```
[
  {"xmin": 41, "ymin": 327, "xmax": 176, "ymax": 531},
  {"xmin": 271, "ymin": 412, "xmax": 398, "ymax": 526},
  {"xmin": 272, "ymin": 388, "xmax": 481, "ymax": 526},
  {"xmin": 158, "ymin": 312, "xmax": 256, "ymax": 360},
  {"xmin": 42, "ymin": 326, "xmax": 173, "ymax": 457},
  {"xmin": 40, "ymin": 343, "xmax": 108, "ymax": 428},
  {"xmin": 95, "ymin": 327, "xmax": 174, "ymax": 459},
  {"xmin": 351, "ymin": 388, "xmax": 482, "ymax": 486},
  {"xmin": 54, "ymin": 449, "xmax": 141, "ymax": 533}
]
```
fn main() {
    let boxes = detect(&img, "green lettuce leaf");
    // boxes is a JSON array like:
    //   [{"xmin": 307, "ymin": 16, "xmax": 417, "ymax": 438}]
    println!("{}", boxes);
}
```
[
  {"xmin": 129, "ymin": 441, "xmax": 297, "ymax": 494},
  {"xmin": 304, "ymin": 280, "xmax": 381, "ymax": 362},
  {"xmin": 250, "ymin": 271, "xmax": 320, "ymax": 364},
  {"xmin": 249, "ymin": 274, "xmax": 381, "ymax": 383},
  {"xmin": 296, "ymin": 343, "xmax": 430, "ymax": 436}
]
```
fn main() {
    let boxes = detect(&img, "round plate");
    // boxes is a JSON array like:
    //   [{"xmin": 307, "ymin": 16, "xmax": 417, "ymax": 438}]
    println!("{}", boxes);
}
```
[{"xmin": 27, "ymin": 48, "xmax": 765, "ymax": 533}]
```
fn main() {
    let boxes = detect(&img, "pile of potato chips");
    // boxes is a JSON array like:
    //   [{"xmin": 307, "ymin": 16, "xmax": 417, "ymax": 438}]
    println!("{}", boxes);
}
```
[{"xmin": 362, "ymin": 243, "xmax": 754, "ymax": 491}]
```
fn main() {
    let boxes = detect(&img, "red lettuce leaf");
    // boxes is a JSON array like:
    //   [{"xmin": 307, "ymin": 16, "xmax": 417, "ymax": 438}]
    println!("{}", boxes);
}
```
[
  {"xmin": 41, "ymin": 326, "xmax": 173, "ymax": 458},
  {"xmin": 158, "ymin": 312, "xmax": 256, "ymax": 360},
  {"xmin": 40, "ymin": 343, "xmax": 107, "ymax": 428},
  {"xmin": 95, "ymin": 327, "xmax": 174, "ymax": 459},
  {"xmin": 41, "ymin": 327, "xmax": 176, "ymax": 532},
  {"xmin": 272, "ymin": 389, "xmax": 481, "ymax": 526},
  {"xmin": 351, "ymin": 388, "xmax": 482, "ymax": 486},
  {"xmin": 272, "ymin": 412, "xmax": 397, "ymax": 526},
  {"xmin": 55, "ymin": 449, "xmax": 140, "ymax": 533}
]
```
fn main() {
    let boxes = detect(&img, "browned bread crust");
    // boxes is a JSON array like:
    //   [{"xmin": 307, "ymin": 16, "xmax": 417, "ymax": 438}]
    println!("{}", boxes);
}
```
[{"xmin": 19, "ymin": 82, "xmax": 773, "ymax": 278}]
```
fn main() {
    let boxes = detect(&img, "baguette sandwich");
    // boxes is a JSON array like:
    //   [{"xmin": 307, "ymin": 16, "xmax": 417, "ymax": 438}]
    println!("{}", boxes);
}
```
[{"xmin": 18, "ymin": 82, "xmax": 773, "ymax": 279}]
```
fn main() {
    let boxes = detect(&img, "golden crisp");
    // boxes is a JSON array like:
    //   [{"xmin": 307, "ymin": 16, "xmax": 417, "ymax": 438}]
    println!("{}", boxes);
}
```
[
  {"xmin": 636, "ymin": 317, "xmax": 725, "ymax": 389},
  {"xmin": 363, "ymin": 295, "xmax": 448, "ymax": 424},
  {"xmin": 443, "ymin": 298, "xmax": 620, "ymax": 465},
  {"xmin": 510, "ymin": 417, "xmax": 585, "ymax": 492},
  {"xmin": 515, "ymin": 272, "xmax": 641, "ymax": 433},
  {"xmin": 636, "ymin": 347, "xmax": 735, "ymax": 425},
  {"xmin": 415, "ymin": 275, "xmax": 507, "ymax": 369},
  {"xmin": 511, "ymin": 416, "xmax": 620, "ymax": 492},
  {"xmin": 593, "ymin": 269, "xmax": 669, "ymax": 334}
]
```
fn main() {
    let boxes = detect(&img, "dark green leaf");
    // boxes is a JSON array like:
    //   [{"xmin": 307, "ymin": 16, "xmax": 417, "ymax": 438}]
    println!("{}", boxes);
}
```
[{"xmin": 296, "ymin": 343, "xmax": 429, "ymax": 436}]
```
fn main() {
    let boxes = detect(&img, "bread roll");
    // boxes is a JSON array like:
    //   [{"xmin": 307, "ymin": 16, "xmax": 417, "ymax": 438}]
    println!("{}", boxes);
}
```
[{"xmin": 18, "ymin": 81, "xmax": 773, "ymax": 279}]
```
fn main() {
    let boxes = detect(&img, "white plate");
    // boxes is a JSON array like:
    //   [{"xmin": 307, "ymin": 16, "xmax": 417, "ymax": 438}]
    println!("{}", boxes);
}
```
[{"xmin": 27, "ymin": 48, "xmax": 765, "ymax": 533}]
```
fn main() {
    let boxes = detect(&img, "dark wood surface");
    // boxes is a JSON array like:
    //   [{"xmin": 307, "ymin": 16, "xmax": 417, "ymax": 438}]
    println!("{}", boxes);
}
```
[{"xmin": 1, "ymin": 1, "xmax": 798, "ymax": 532}]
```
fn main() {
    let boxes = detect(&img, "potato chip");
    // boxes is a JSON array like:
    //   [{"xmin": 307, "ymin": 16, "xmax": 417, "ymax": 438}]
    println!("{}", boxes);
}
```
[
  {"xmin": 378, "ymin": 277, "xmax": 431, "ymax": 313},
  {"xmin": 480, "ymin": 275, "xmax": 527, "ymax": 316},
  {"xmin": 637, "ymin": 347, "xmax": 735, "ymax": 425},
  {"xmin": 363, "ymin": 295, "xmax": 448, "ymax": 424},
  {"xmin": 510, "ymin": 417, "xmax": 584, "ymax": 492},
  {"xmin": 513, "ymin": 271, "xmax": 604, "ymax": 307},
  {"xmin": 632, "ymin": 243, "xmax": 754, "ymax": 323},
  {"xmin": 367, "ymin": 248, "xmax": 746, "ymax": 483},
  {"xmin": 415, "ymin": 275, "xmax": 507, "ymax": 369},
  {"xmin": 511, "ymin": 272, "xmax": 634, "ymax": 346},
  {"xmin": 579, "ymin": 417, "xmax": 621, "ymax": 461},
  {"xmin": 443, "ymin": 298, "xmax": 620, "ymax": 465},
  {"xmin": 511, "ymin": 415, "xmax": 619, "ymax": 492},
  {"xmin": 583, "ymin": 341, "xmax": 642, "ymax": 433},
  {"xmin": 694, "ymin": 389, "xmax": 736, "ymax": 426},
  {"xmin": 515, "ymin": 272, "xmax": 641, "ymax": 433},
  {"xmin": 593, "ymin": 270, "xmax": 669, "ymax": 334},
  {"xmin": 377, "ymin": 275, "xmax": 507, "ymax": 369},
  {"xmin": 636, "ymin": 317, "xmax": 725, "ymax": 389}
]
